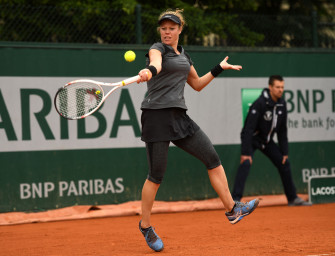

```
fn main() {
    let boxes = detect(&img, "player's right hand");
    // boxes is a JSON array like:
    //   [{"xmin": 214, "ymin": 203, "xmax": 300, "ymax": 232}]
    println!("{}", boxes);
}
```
[{"xmin": 137, "ymin": 69, "xmax": 152, "ymax": 83}]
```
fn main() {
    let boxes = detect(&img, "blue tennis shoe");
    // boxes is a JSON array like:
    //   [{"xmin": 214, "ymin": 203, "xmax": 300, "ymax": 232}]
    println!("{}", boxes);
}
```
[
  {"xmin": 139, "ymin": 220, "xmax": 164, "ymax": 252},
  {"xmin": 225, "ymin": 199, "xmax": 259, "ymax": 224}
]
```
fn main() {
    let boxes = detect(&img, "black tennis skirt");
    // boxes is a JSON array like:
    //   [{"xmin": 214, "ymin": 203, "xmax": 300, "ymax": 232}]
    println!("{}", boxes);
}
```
[{"xmin": 141, "ymin": 108, "xmax": 200, "ymax": 142}]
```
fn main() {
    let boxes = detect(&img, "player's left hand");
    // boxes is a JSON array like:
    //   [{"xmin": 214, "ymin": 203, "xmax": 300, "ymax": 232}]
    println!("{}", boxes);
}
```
[{"xmin": 220, "ymin": 56, "xmax": 242, "ymax": 71}]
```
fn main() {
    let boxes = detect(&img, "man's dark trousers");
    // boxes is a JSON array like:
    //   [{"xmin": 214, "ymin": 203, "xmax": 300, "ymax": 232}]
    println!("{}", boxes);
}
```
[{"xmin": 232, "ymin": 140, "xmax": 297, "ymax": 202}]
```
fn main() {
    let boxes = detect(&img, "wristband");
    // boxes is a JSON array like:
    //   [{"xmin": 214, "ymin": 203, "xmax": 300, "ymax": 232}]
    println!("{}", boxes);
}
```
[
  {"xmin": 210, "ymin": 64, "xmax": 224, "ymax": 77},
  {"xmin": 147, "ymin": 65, "xmax": 157, "ymax": 77}
]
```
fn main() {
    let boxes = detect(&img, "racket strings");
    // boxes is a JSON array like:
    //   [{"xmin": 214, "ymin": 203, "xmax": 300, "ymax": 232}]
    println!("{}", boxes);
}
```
[{"xmin": 55, "ymin": 83, "xmax": 103, "ymax": 119}]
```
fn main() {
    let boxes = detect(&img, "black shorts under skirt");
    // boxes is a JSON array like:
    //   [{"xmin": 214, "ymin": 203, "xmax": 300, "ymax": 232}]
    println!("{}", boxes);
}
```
[{"xmin": 141, "ymin": 108, "xmax": 200, "ymax": 142}]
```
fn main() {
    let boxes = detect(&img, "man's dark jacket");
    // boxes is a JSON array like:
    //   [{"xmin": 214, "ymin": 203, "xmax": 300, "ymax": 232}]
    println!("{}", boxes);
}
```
[{"xmin": 241, "ymin": 88, "xmax": 288, "ymax": 156}]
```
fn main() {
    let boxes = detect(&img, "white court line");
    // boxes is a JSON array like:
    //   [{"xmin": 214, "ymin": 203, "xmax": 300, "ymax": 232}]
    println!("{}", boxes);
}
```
[{"xmin": 306, "ymin": 253, "xmax": 335, "ymax": 256}]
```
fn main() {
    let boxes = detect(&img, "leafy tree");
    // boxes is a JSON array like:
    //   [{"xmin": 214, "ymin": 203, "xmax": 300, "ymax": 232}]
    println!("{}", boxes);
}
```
[
  {"xmin": 251, "ymin": 0, "xmax": 335, "ymax": 47},
  {"xmin": 0, "ymin": 0, "xmax": 334, "ymax": 47}
]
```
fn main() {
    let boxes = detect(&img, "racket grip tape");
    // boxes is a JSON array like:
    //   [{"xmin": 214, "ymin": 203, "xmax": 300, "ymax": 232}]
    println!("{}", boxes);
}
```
[{"xmin": 122, "ymin": 75, "xmax": 141, "ymax": 86}]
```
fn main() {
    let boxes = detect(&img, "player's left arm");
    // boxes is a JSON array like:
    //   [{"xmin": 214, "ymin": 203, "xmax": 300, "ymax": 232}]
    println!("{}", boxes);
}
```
[
  {"xmin": 187, "ymin": 56, "xmax": 242, "ymax": 92},
  {"xmin": 187, "ymin": 66, "xmax": 214, "ymax": 91}
]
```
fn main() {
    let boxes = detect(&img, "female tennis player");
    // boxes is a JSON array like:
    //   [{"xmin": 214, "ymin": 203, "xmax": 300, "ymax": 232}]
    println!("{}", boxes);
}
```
[{"xmin": 136, "ymin": 8, "xmax": 259, "ymax": 252}]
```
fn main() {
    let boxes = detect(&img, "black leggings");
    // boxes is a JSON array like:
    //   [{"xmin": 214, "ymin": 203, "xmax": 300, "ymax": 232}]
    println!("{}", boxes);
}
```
[{"xmin": 145, "ymin": 129, "xmax": 221, "ymax": 184}]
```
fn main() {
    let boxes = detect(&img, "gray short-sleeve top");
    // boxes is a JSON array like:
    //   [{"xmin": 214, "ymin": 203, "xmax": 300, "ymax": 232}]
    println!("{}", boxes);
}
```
[{"xmin": 141, "ymin": 42, "xmax": 193, "ymax": 110}]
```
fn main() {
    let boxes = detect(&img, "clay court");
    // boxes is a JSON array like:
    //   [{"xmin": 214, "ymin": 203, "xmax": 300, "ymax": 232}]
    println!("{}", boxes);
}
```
[{"xmin": 1, "ymin": 195, "xmax": 335, "ymax": 256}]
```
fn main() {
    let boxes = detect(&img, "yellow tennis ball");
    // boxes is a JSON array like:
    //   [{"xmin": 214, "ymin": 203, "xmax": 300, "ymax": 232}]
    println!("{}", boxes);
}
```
[
  {"xmin": 96, "ymin": 90, "xmax": 100, "ymax": 95},
  {"xmin": 124, "ymin": 50, "xmax": 136, "ymax": 62}
]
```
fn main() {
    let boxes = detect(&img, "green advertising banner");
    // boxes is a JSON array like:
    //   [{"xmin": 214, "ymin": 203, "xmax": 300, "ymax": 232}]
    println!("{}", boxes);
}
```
[
  {"xmin": 0, "ymin": 43, "xmax": 334, "ymax": 212},
  {"xmin": 241, "ymin": 88, "xmax": 263, "ymax": 123}
]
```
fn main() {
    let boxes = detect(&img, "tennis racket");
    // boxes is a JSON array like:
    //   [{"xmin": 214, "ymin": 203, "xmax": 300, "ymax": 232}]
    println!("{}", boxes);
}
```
[{"xmin": 54, "ymin": 75, "xmax": 140, "ymax": 120}]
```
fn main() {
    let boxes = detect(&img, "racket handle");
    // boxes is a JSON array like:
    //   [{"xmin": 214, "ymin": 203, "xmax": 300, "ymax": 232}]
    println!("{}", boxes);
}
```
[{"xmin": 122, "ymin": 75, "xmax": 140, "ymax": 86}]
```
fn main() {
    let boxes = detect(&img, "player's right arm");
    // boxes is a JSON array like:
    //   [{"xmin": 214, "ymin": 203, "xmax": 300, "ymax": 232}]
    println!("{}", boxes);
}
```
[
  {"xmin": 148, "ymin": 49, "xmax": 163, "ymax": 74},
  {"xmin": 138, "ymin": 49, "xmax": 162, "ymax": 82}
]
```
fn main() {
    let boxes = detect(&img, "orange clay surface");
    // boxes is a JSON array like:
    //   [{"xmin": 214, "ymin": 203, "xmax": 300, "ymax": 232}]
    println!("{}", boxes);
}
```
[{"xmin": 0, "ymin": 197, "xmax": 334, "ymax": 256}]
